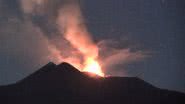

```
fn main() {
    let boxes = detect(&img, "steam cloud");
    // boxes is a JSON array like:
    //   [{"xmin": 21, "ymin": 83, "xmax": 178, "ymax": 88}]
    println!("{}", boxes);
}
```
[{"xmin": 19, "ymin": 0, "xmax": 146, "ymax": 76}]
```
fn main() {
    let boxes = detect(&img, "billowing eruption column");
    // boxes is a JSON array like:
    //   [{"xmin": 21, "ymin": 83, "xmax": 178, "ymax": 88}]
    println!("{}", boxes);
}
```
[
  {"xmin": 57, "ymin": 1, "xmax": 104, "ymax": 77},
  {"xmin": 19, "ymin": 0, "xmax": 145, "ymax": 77}
]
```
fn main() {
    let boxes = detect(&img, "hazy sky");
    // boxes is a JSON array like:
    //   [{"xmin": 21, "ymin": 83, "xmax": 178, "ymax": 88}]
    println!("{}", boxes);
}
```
[{"xmin": 0, "ymin": 0, "xmax": 185, "ymax": 92}]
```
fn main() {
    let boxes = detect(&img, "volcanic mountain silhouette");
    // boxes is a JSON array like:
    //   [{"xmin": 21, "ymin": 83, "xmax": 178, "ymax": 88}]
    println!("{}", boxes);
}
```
[{"xmin": 0, "ymin": 62, "xmax": 184, "ymax": 104}]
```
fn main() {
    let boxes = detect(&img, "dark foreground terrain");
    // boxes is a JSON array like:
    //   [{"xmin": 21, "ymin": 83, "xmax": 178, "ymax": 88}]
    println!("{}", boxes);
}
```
[{"xmin": 0, "ymin": 62, "xmax": 184, "ymax": 104}]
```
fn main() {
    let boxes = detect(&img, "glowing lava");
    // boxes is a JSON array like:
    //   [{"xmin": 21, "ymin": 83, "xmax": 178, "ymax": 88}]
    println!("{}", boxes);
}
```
[
  {"xmin": 55, "ymin": 2, "xmax": 105, "ymax": 77},
  {"xmin": 83, "ymin": 58, "xmax": 104, "ymax": 77}
]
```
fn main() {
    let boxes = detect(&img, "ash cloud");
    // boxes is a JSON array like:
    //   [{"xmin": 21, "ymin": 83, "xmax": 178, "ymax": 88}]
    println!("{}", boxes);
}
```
[
  {"xmin": 98, "ymin": 40, "xmax": 147, "ymax": 76},
  {"xmin": 0, "ymin": 0, "xmax": 147, "ymax": 78},
  {"xmin": 19, "ymin": 0, "xmax": 85, "ymax": 66},
  {"xmin": 0, "ymin": 17, "xmax": 51, "ymax": 84}
]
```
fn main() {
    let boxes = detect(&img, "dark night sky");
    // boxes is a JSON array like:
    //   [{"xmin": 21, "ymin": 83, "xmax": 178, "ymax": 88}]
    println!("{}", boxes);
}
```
[{"xmin": 0, "ymin": 0, "xmax": 185, "ymax": 92}]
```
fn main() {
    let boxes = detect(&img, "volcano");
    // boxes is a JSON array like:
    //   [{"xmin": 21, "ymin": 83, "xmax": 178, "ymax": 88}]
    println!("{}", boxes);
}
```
[{"xmin": 0, "ymin": 62, "xmax": 184, "ymax": 104}]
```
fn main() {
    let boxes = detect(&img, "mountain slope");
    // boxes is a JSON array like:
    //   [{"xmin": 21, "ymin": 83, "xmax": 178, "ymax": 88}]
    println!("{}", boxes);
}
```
[{"xmin": 0, "ymin": 62, "xmax": 184, "ymax": 104}]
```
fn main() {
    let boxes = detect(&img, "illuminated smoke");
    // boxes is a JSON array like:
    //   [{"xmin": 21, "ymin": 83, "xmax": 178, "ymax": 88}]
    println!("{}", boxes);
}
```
[
  {"xmin": 19, "ymin": 0, "xmax": 146, "ymax": 77},
  {"xmin": 57, "ymin": 2, "xmax": 104, "ymax": 76}
]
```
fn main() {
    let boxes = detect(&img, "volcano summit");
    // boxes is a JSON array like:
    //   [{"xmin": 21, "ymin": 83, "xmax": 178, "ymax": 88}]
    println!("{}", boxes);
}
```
[{"xmin": 0, "ymin": 62, "xmax": 184, "ymax": 104}]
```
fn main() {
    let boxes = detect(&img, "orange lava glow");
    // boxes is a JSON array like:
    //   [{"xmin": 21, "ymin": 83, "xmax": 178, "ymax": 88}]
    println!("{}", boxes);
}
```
[
  {"xmin": 83, "ymin": 58, "xmax": 104, "ymax": 77},
  {"xmin": 55, "ymin": 3, "xmax": 105, "ymax": 77}
]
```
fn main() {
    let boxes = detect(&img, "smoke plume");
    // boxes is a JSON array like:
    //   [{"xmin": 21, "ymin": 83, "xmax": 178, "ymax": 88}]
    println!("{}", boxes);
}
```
[{"xmin": 19, "ymin": 0, "xmax": 146, "ymax": 76}]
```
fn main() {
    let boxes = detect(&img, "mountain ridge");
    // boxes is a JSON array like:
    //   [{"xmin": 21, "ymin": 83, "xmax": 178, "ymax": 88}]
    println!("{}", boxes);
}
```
[{"xmin": 0, "ymin": 62, "xmax": 184, "ymax": 104}]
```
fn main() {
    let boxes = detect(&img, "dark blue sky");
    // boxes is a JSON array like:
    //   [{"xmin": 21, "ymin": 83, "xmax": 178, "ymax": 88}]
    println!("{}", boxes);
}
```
[
  {"xmin": 81, "ymin": 0, "xmax": 185, "ymax": 92},
  {"xmin": 0, "ymin": 0, "xmax": 185, "ymax": 92}
]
